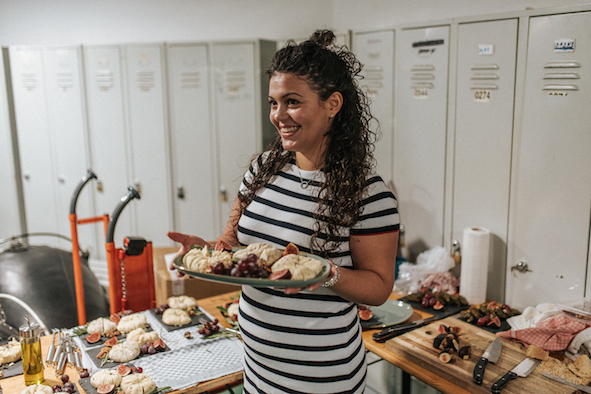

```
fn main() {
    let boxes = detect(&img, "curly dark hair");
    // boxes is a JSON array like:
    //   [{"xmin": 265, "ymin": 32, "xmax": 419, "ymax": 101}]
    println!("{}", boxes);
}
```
[{"xmin": 238, "ymin": 29, "xmax": 377, "ymax": 258}]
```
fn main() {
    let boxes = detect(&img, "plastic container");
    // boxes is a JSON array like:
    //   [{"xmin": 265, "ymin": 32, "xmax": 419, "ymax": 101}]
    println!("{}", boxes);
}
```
[{"xmin": 556, "ymin": 298, "xmax": 591, "ymax": 320}]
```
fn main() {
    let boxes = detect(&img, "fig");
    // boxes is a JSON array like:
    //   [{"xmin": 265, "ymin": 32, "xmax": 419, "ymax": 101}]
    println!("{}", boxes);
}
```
[
  {"xmin": 117, "ymin": 364, "xmax": 132, "ymax": 376},
  {"xmin": 154, "ymin": 338, "xmax": 166, "ymax": 351},
  {"xmin": 104, "ymin": 337, "xmax": 118, "ymax": 347},
  {"xmin": 109, "ymin": 314, "xmax": 121, "ymax": 324},
  {"xmin": 269, "ymin": 269, "xmax": 291, "ymax": 280},
  {"xmin": 97, "ymin": 384, "xmax": 115, "ymax": 394},
  {"xmin": 282, "ymin": 243, "xmax": 299, "ymax": 256},
  {"xmin": 488, "ymin": 316, "xmax": 502, "ymax": 327},
  {"xmin": 439, "ymin": 351, "xmax": 453, "ymax": 363},
  {"xmin": 85, "ymin": 332, "xmax": 101, "ymax": 344},
  {"xmin": 358, "ymin": 308, "xmax": 373, "ymax": 321},
  {"xmin": 433, "ymin": 300, "xmax": 444, "ymax": 310},
  {"xmin": 459, "ymin": 346, "xmax": 471, "ymax": 360},
  {"xmin": 433, "ymin": 333, "xmax": 447, "ymax": 350}
]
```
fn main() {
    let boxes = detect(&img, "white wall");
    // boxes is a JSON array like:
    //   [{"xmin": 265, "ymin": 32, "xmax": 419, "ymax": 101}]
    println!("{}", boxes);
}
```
[{"xmin": 0, "ymin": 0, "xmax": 587, "ymax": 46}]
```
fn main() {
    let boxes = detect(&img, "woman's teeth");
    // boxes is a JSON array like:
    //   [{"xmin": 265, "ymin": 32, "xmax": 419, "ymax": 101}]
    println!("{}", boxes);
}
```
[{"xmin": 281, "ymin": 126, "xmax": 299, "ymax": 133}]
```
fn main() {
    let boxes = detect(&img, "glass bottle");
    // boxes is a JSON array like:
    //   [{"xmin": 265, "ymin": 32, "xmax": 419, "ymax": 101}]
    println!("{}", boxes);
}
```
[{"xmin": 19, "ymin": 317, "xmax": 44, "ymax": 385}]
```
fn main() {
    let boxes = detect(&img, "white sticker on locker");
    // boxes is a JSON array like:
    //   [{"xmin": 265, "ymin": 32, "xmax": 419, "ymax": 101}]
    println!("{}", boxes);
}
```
[
  {"xmin": 474, "ymin": 90, "xmax": 491, "ymax": 102},
  {"xmin": 554, "ymin": 39, "xmax": 575, "ymax": 52},
  {"xmin": 478, "ymin": 44, "xmax": 494, "ymax": 56},
  {"xmin": 414, "ymin": 87, "xmax": 429, "ymax": 99}
]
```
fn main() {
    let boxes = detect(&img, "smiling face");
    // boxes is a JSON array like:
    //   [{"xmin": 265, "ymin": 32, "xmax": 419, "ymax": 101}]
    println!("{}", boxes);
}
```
[{"xmin": 268, "ymin": 72, "xmax": 341, "ymax": 170}]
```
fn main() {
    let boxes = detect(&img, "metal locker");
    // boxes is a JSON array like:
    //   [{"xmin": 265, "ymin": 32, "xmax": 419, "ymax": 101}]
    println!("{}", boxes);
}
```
[
  {"xmin": 83, "ymin": 45, "xmax": 133, "ymax": 253},
  {"xmin": 506, "ymin": 12, "xmax": 591, "ymax": 309},
  {"xmin": 0, "ymin": 49, "xmax": 23, "ymax": 242},
  {"xmin": 123, "ymin": 44, "xmax": 173, "ymax": 247},
  {"xmin": 43, "ymin": 47, "xmax": 95, "ymax": 255},
  {"xmin": 453, "ymin": 19, "xmax": 518, "ymax": 303},
  {"xmin": 167, "ymin": 43, "xmax": 219, "ymax": 240},
  {"xmin": 354, "ymin": 30, "xmax": 395, "ymax": 188},
  {"xmin": 393, "ymin": 26, "xmax": 450, "ymax": 261},
  {"xmin": 210, "ymin": 41, "xmax": 275, "ymax": 233},
  {"xmin": 7, "ymin": 47, "xmax": 61, "ymax": 249}
]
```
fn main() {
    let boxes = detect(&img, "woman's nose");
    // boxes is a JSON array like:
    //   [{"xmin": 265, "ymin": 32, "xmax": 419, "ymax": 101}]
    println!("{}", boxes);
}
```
[{"xmin": 273, "ymin": 105, "xmax": 288, "ymax": 122}]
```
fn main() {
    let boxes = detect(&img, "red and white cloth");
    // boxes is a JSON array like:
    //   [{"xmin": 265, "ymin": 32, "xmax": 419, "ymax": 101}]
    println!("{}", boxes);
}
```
[{"xmin": 497, "ymin": 312, "xmax": 591, "ymax": 351}]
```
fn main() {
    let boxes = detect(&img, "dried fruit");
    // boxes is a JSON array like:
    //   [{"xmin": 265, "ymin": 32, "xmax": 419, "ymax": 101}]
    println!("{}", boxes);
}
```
[
  {"xmin": 439, "ymin": 352, "xmax": 453, "ymax": 363},
  {"xmin": 86, "ymin": 332, "xmax": 101, "ymax": 344},
  {"xmin": 109, "ymin": 314, "xmax": 121, "ymax": 324},
  {"xmin": 433, "ymin": 300, "xmax": 444, "ymax": 310},
  {"xmin": 184, "ymin": 332, "xmax": 193, "ymax": 339},
  {"xmin": 104, "ymin": 337, "xmax": 118, "ymax": 347},
  {"xmin": 283, "ymin": 243, "xmax": 299, "ymax": 256},
  {"xmin": 117, "ymin": 364, "xmax": 132, "ymax": 376},
  {"xmin": 153, "ymin": 338, "xmax": 166, "ymax": 351},
  {"xmin": 97, "ymin": 383, "xmax": 115, "ymax": 394}
]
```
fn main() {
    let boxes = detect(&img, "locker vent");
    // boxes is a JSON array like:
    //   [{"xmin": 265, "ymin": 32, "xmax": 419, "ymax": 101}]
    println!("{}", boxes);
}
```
[
  {"xmin": 136, "ymin": 71, "xmax": 154, "ymax": 91},
  {"xmin": 470, "ymin": 64, "xmax": 500, "ymax": 90},
  {"xmin": 56, "ymin": 72, "xmax": 74, "ymax": 91},
  {"xmin": 21, "ymin": 72, "xmax": 37, "ymax": 91},
  {"xmin": 542, "ymin": 61, "xmax": 581, "ymax": 91},
  {"xmin": 96, "ymin": 70, "xmax": 114, "ymax": 91},
  {"xmin": 180, "ymin": 71, "xmax": 200, "ymax": 89}
]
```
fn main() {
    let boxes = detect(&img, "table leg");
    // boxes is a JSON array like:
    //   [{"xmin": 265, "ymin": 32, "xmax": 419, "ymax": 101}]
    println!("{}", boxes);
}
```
[{"xmin": 402, "ymin": 370, "xmax": 411, "ymax": 394}]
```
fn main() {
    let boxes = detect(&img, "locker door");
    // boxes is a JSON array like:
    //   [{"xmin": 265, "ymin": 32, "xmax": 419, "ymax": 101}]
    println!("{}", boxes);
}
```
[
  {"xmin": 506, "ymin": 12, "xmax": 591, "ymax": 309},
  {"xmin": 0, "ymin": 49, "xmax": 23, "ymax": 241},
  {"xmin": 8, "ymin": 47, "xmax": 62, "ymax": 248},
  {"xmin": 394, "ymin": 26, "xmax": 450, "ymax": 260},
  {"xmin": 354, "ymin": 30, "xmax": 395, "ymax": 187},
  {"xmin": 167, "ymin": 43, "xmax": 218, "ymax": 240},
  {"xmin": 453, "ymin": 19, "xmax": 518, "ymax": 303},
  {"xmin": 123, "ymin": 44, "xmax": 172, "ymax": 247},
  {"xmin": 83, "ymin": 45, "xmax": 133, "ymax": 251},
  {"xmin": 211, "ymin": 43, "xmax": 261, "ymax": 232},
  {"xmin": 43, "ymin": 47, "xmax": 95, "ymax": 253}
]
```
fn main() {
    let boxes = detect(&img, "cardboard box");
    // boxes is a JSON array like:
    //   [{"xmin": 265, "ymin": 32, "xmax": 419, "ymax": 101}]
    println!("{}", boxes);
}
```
[{"xmin": 153, "ymin": 247, "xmax": 239, "ymax": 305}]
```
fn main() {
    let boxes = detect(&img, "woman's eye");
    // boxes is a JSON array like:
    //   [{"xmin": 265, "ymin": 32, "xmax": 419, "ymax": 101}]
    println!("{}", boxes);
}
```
[{"xmin": 287, "ymin": 99, "xmax": 299, "ymax": 105}]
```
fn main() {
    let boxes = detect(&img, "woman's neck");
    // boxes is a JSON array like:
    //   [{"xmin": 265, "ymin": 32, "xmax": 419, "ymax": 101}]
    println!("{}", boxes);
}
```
[{"xmin": 295, "ymin": 152, "xmax": 323, "ymax": 171}]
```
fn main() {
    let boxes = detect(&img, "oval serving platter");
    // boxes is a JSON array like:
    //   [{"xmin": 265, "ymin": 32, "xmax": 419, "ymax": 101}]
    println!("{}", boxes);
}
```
[
  {"xmin": 172, "ymin": 249, "xmax": 331, "ymax": 288},
  {"xmin": 360, "ymin": 299, "xmax": 414, "ymax": 329}
]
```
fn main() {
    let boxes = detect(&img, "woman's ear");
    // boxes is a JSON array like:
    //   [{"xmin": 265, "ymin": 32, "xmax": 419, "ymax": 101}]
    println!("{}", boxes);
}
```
[{"xmin": 326, "ymin": 91, "xmax": 344, "ymax": 117}]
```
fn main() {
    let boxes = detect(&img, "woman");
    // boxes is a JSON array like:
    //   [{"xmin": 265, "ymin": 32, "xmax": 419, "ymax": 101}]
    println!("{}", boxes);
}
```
[{"xmin": 168, "ymin": 30, "xmax": 399, "ymax": 393}]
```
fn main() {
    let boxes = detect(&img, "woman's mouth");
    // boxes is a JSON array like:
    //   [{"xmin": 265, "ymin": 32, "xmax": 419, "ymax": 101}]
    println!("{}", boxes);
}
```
[{"xmin": 280, "ymin": 126, "xmax": 299, "ymax": 135}]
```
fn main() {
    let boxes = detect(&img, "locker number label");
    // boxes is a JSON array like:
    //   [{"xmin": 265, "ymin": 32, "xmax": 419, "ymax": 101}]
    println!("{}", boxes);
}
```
[
  {"xmin": 478, "ymin": 44, "xmax": 494, "ymax": 56},
  {"xmin": 554, "ymin": 39, "xmax": 575, "ymax": 52},
  {"xmin": 414, "ymin": 88, "xmax": 429, "ymax": 99},
  {"xmin": 474, "ymin": 90, "xmax": 491, "ymax": 102}
]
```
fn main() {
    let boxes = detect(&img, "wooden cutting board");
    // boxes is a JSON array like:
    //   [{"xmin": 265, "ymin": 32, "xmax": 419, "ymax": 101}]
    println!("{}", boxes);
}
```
[{"xmin": 386, "ymin": 317, "xmax": 580, "ymax": 394}]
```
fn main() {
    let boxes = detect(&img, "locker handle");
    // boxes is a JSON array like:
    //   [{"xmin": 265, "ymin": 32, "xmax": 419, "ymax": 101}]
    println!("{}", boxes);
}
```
[
  {"xmin": 543, "ymin": 73, "xmax": 580, "ymax": 80},
  {"xmin": 471, "ymin": 64, "xmax": 499, "ymax": 70},
  {"xmin": 470, "ymin": 84, "xmax": 498, "ymax": 90},
  {"xmin": 471, "ymin": 73, "xmax": 499, "ymax": 80},
  {"xmin": 177, "ymin": 185, "xmax": 185, "ymax": 200},
  {"xmin": 542, "ymin": 84, "xmax": 578, "ymax": 91},
  {"xmin": 220, "ymin": 185, "xmax": 227, "ymax": 202},
  {"xmin": 544, "ymin": 61, "xmax": 581, "ymax": 69}
]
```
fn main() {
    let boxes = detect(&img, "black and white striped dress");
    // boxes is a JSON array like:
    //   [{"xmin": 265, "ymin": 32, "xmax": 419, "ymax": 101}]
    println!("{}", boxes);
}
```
[{"xmin": 237, "ymin": 155, "xmax": 399, "ymax": 394}]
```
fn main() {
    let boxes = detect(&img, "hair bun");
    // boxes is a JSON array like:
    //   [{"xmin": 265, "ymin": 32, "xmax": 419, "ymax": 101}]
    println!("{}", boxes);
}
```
[{"xmin": 310, "ymin": 29, "xmax": 336, "ymax": 49}]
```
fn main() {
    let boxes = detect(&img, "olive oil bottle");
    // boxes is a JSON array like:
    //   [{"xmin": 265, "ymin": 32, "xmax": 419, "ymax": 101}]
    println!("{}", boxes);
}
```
[{"xmin": 19, "ymin": 318, "xmax": 44, "ymax": 385}]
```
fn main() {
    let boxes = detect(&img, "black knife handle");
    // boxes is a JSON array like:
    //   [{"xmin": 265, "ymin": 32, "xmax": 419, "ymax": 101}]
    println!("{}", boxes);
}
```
[
  {"xmin": 473, "ymin": 356, "xmax": 489, "ymax": 385},
  {"xmin": 372, "ymin": 324, "xmax": 416, "ymax": 343},
  {"xmin": 491, "ymin": 371, "xmax": 517, "ymax": 393}
]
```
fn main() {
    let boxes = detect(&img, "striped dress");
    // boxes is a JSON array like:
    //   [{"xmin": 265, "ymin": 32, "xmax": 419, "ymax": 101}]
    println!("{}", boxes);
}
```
[{"xmin": 237, "ymin": 155, "xmax": 399, "ymax": 394}]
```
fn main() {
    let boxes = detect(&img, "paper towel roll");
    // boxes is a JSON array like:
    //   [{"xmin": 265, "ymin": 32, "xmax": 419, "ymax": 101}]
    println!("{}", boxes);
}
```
[{"xmin": 460, "ymin": 227, "xmax": 490, "ymax": 304}]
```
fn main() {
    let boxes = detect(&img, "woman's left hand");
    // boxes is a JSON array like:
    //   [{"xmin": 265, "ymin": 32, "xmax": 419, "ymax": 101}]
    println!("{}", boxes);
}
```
[{"xmin": 283, "ymin": 260, "xmax": 338, "ymax": 294}]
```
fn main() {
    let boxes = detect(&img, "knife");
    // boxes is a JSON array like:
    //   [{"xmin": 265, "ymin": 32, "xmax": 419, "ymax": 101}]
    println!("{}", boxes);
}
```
[
  {"xmin": 372, "ymin": 316, "xmax": 438, "ymax": 343},
  {"xmin": 473, "ymin": 337, "xmax": 502, "ymax": 385},
  {"xmin": 491, "ymin": 357, "xmax": 540, "ymax": 393},
  {"xmin": 541, "ymin": 372, "xmax": 591, "ymax": 393}
]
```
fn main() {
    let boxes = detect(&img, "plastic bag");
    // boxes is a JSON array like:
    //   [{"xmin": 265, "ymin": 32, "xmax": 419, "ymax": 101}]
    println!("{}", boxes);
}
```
[{"xmin": 393, "ymin": 246, "xmax": 455, "ymax": 295}]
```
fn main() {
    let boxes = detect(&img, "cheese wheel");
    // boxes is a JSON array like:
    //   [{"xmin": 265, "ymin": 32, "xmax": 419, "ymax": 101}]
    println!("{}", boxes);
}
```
[
  {"xmin": 90, "ymin": 369, "xmax": 122, "ymax": 388},
  {"xmin": 120, "ymin": 373, "xmax": 157, "ymax": 394},
  {"xmin": 162, "ymin": 308, "xmax": 192, "ymax": 326},
  {"xmin": 109, "ymin": 340, "xmax": 141, "ymax": 363}
]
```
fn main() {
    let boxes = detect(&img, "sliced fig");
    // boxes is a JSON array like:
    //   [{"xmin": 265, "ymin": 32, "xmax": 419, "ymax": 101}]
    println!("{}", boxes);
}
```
[
  {"xmin": 269, "ymin": 269, "xmax": 291, "ymax": 280},
  {"xmin": 358, "ymin": 308, "xmax": 374, "ymax": 321},
  {"xmin": 153, "ymin": 338, "xmax": 166, "ymax": 351},
  {"xmin": 282, "ymin": 243, "xmax": 299, "ymax": 256},
  {"xmin": 459, "ymin": 346, "xmax": 472, "ymax": 360},
  {"xmin": 104, "ymin": 337, "xmax": 118, "ymax": 347},
  {"xmin": 117, "ymin": 364, "xmax": 132, "ymax": 376},
  {"xmin": 97, "ymin": 384, "xmax": 115, "ymax": 394},
  {"xmin": 215, "ymin": 239, "xmax": 232, "ymax": 252},
  {"xmin": 85, "ymin": 332, "xmax": 101, "ymax": 344},
  {"xmin": 109, "ymin": 314, "xmax": 121, "ymax": 324},
  {"xmin": 439, "ymin": 352, "xmax": 453, "ymax": 363},
  {"xmin": 433, "ymin": 300, "xmax": 444, "ymax": 310}
]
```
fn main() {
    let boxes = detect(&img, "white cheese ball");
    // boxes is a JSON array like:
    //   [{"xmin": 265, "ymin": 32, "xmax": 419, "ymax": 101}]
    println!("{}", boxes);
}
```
[
  {"xmin": 126, "ymin": 327, "xmax": 159, "ymax": 346},
  {"xmin": 87, "ymin": 317, "xmax": 117, "ymax": 335},
  {"xmin": 117, "ymin": 313, "xmax": 148, "ymax": 334},
  {"xmin": 162, "ymin": 308, "xmax": 192, "ymax": 326},
  {"xmin": 90, "ymin": 369, "xmax": 122, "ymax": 388},
  {"xmin": 121, "ymin": 373, "xmax": 157, "ymax": 394},
  {"xmin": 109, "ymin": 340, "xmax": 141, "ymax": 363},
  {"xmin": 167, "ymin": 295, "xmax": 197, "ymax": 310},
  {"xmin": 0, "ymin": 339, "xmax": 21, "ymax": 365},
  {"xmin": 20, "ymin": 385, "xmax": 53, "ymax": 394}
]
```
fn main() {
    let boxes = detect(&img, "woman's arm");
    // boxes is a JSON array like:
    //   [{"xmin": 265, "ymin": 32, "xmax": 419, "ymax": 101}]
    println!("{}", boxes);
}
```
[{"xmin": 326, "ymin": 231, "xmax": 399, "ymax": 306}]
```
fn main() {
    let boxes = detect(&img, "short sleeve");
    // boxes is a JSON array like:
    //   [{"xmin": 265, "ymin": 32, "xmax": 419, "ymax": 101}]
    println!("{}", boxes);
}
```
[{"xmin": 350, "ymin": 176, "xmax": 400, "ymax": 235}]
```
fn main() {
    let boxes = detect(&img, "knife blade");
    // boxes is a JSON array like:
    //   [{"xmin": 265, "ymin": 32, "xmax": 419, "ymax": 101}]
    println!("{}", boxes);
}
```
[
  {"xmin": 491, "ymin": 357, "xmax": 540, "ymax": 393},
  {"xmin": 372, "ymin": 316, "xmax": 438, "ymax": 342},
  {"xmin": 473, "ymin": 337, "xmax": 502, "ymax": 385},
  {"xmin": 541, "ymin": 372, "xmax": 591, "ymax": 393}
]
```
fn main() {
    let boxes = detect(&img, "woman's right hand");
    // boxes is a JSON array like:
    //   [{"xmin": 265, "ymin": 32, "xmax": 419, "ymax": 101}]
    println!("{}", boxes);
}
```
[{"xmin": 166, "ymin": 231, "xmax": 212, "ymax": 275}]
